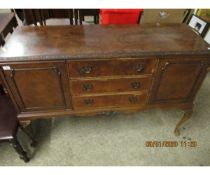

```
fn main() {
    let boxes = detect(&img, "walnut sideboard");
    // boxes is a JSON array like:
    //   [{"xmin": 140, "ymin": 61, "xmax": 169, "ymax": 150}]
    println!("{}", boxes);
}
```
[{"xmin": 0, "ymin": 24, "xmax": 210, "ymax": 136}]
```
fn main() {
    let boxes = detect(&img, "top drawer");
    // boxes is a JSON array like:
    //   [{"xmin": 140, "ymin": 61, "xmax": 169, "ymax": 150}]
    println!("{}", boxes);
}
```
[{"xmin": 68, "ymin": 58, "xmax": 156, "ymax": 78}]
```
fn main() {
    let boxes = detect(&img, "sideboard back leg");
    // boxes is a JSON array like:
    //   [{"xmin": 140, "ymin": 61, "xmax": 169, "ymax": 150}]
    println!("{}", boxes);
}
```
[
  {"xmin": 19, "ymin": 120, "xmax": 37, "ymax": 147},
  {"xmin": 174, "ymin": 109, "xmax": 193, "ymax": 136},
  {"xmin": 19, "ymin": 124, "xmax": 37, "ymax": 147},
  {"xmin": 9, "ymin": 137, "xmax": 30, "ymax": 163}
]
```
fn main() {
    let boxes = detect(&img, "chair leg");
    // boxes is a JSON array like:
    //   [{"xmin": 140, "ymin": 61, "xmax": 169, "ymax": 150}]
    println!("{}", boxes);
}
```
[
  {"xmin": 19, "ymin": 125, "xmax": 37, "ymax": 147},
  {"xmin": 94, "ymin": 15, "xmax": 99, "ymax": 24},
  {"xmin": 9, "ymin": 138, "xmax": 30, "ymax": 163},
  {"xmin": 0, "ymin": 85, "xmax": 5, "ymax": 95}
]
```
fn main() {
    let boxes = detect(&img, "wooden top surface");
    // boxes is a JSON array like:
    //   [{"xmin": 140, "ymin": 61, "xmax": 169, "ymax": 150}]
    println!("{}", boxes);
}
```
[{"xmin": 0, "ymin": 24, "xmax": 209, "ymax": 62}]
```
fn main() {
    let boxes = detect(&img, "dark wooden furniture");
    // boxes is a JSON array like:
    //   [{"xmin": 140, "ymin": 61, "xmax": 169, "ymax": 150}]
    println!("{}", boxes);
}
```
[
  {"xmin": 14, "ymin": 9, "xmax": 74, "ymax": 25},
  {"xmin": 0, "ymin": 76, "xmax": 3, "ymax": 94},
  {"xmin": 0, "ymin": 94, "xmax": 36, "ymax": 162},
  {"xmin": 75, "ymin": 9, "xmax": 99, "ymax": 24},
  {"xmin": 0, "ymin": 12, "xmax": 18, "ymax": 93},
  {"xmin": 14, "ymin": 9, "xmax": 99, "ymax": 26},
  {"xmin": 0, "ymin": 13, "xmax": 18, "ymax": 46},
  {"xmin": 22, "ymin": 9, "xmax": 45, "ymax": 25},
  {"xmin": 46, "ymin": 9, "xmax": 74, "ymax": 25},
  {"xmin": 0, "ymin": 24, "xmax": 209, "ymax": 136}
]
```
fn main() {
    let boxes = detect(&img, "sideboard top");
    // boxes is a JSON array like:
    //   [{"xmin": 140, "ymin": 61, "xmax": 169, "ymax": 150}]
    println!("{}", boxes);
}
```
[{"xmin": 0, "ymin": 24, "xmax": 209, "ymax": 62}]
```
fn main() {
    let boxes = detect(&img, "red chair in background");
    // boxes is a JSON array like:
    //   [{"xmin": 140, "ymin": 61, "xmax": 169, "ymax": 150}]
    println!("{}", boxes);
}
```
[{"xmin": 100, "ymin": 9, "xmax": 143, "ymax": 24}]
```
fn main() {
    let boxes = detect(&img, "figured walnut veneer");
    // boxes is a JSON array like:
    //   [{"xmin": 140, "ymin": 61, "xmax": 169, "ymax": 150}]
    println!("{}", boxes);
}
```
[{"xmin": 0, "ymin": 24, "xmax": 210, "ymax": 135}]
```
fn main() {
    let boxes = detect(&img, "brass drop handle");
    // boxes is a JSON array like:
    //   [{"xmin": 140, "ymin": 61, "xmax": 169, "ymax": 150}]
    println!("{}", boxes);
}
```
[
  {"xmin": 83, "ymin": 83, "xmax": 93, "ymax": 91},
  {"xmin": 84, "ymin": 98, "xmax": 94, "ymax": 106},
  {"xmin": 135, "ymin": 64, "xmax": 145, "ymax": 73},
  {"xmin": 128, "ymin": 96, "xmax": 138, "ymax": 104},
  {"xmin": 131, "ymin": 81, "xmax": 141, "ymax": 89},
  {"xmin": 80, "ymin": 65, "xmax": 92, "ymax": 74}
]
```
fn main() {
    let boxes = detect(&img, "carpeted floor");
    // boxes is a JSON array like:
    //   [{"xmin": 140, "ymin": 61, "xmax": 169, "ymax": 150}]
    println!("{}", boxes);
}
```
[{"xmin": 0, "ymin": 72, "xmax": 210, "ymax": 166}]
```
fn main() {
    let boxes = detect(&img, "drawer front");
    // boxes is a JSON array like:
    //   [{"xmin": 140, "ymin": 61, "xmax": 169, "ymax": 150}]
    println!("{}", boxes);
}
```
[
  {"xmin": 68, "ymin": 58, "xmax": 155, "ymax": 77},
  {"xmin": 72, "ymin": 93, "xmax": 147, "ymax": 109},
  {"xmin": 70, "ymin": 77, "xmax": 151, "ymax": 95}
]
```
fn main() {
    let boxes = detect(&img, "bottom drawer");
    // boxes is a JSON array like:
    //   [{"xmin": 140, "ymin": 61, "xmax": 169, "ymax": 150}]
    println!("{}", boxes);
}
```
[{"xmin": 72, "ymin": 93, "xmax": 147, "ymax": 110}]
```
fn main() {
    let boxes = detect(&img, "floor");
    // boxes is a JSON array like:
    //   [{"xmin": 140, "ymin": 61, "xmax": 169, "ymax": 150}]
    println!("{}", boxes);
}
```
[{"xmin": 0, "ymin": 72, "xmax": 210, "ymax": 166}]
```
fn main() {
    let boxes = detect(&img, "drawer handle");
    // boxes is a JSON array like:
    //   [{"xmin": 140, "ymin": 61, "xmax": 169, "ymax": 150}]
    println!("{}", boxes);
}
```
[
  {"xmin": 80, "ymin": 65, "xmax": 92, "ymax": 74},
  {"xmin": 131, "ymin": 81, "xmax": 141, "ymax": 89},
  {"xmin": 83, "ymin": 83, "xmax": 93, "ymax": 91},
  {"xmin": 84, "ymin": 98, "xmax": 94, "ymax": 106},
  {"xmin": 135, "ymin": 64, "xmax": 145, "ymax": 73},
  {"xmin": 128, "ymin": 96, "xmax": 138, "ymax": 104}
]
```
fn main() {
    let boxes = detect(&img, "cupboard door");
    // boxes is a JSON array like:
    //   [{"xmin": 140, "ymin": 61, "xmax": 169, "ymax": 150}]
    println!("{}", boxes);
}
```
[
  {"xmin": 150, "ymin": 58, "xmax": 207, "ymax": 104},
  {"xmin": 2, "ymin": 61, "xmax": 71, "ymax": 112}
]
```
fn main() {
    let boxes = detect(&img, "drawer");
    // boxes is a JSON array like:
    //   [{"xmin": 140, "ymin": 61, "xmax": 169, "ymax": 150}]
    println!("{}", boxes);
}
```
[
  {"xmin": 70, "ymin": 77, "xmax": 151, "ymax": 95},
  {"xmin": 72, "ymin": 93, "xmax": 147, "ymax": 110},
  {"xmin": 68, "ymin": 58, "xmax": 155, "ymax": 78}
]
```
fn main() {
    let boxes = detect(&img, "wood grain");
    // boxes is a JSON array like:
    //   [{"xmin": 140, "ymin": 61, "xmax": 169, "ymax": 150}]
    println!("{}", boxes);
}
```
[{"xmin": 0, "ymin": 24, "xmax": 209, "ymax": 61}]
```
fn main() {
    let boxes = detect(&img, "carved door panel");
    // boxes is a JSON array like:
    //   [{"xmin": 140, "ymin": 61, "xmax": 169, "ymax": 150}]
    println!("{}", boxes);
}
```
[
  {"xmin": 2, "ymin": 61, "xmax": 71, "ymax": 112},
  {"xmin": 150, "ymin": 57, "xmax": 208, "ymax": 104}
]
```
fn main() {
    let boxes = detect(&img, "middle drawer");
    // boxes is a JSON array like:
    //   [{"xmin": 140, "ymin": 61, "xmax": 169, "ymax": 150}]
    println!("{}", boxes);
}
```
[{"xmin": 70, "ymin": 77, "xmax": 151, "ymax": 95}]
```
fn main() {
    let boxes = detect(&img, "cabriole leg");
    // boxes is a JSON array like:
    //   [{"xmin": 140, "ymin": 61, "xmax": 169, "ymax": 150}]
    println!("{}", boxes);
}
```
[{"xmin": 174, "ymin": 109, "xmax": 193, "ymax": 136}]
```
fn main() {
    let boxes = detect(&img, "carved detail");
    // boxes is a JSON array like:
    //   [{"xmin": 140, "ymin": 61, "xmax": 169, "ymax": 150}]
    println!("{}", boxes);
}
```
[{"xmin": 19, "ymin": 120, "xmax": 31, "ymax": 128}]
